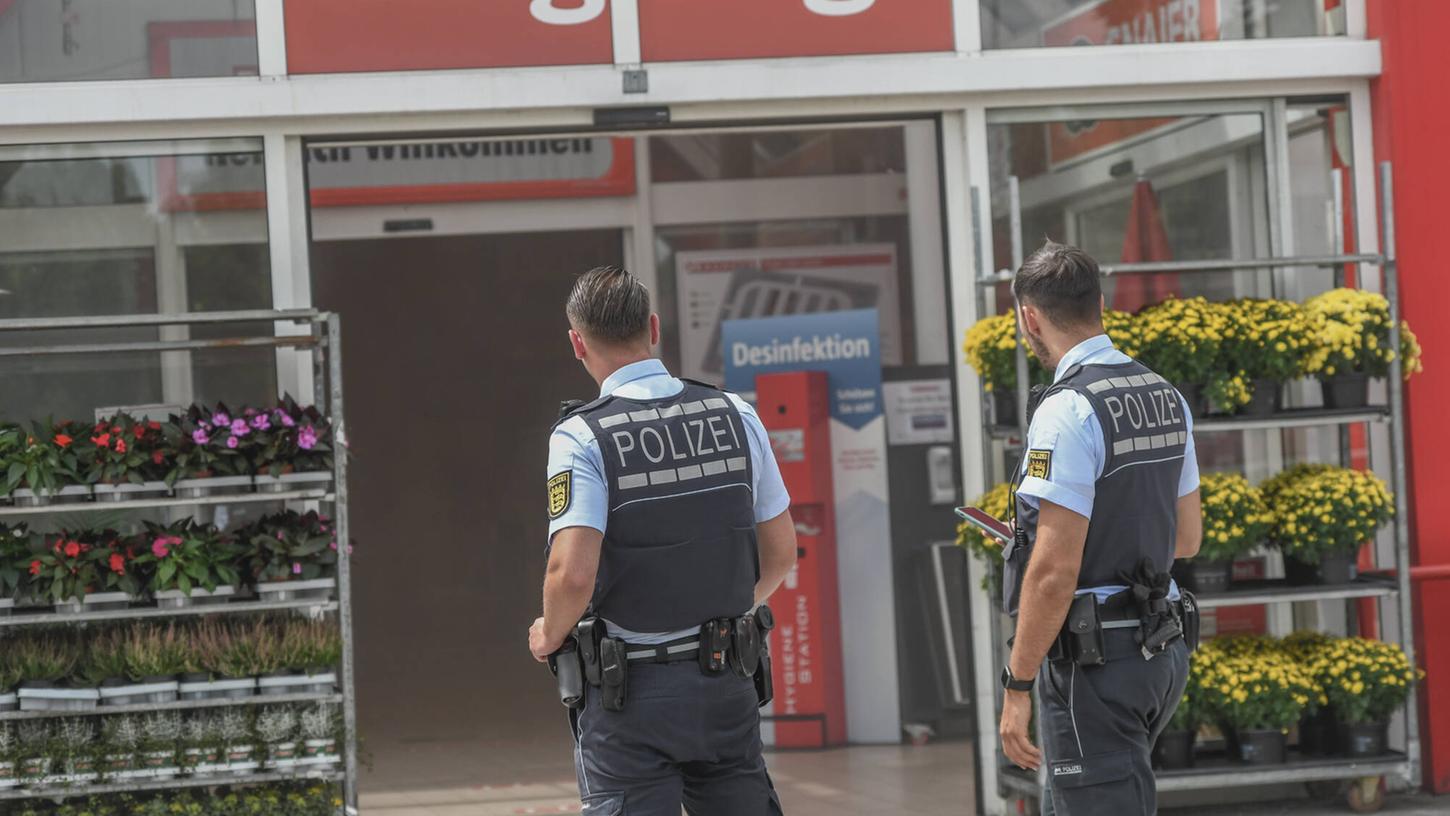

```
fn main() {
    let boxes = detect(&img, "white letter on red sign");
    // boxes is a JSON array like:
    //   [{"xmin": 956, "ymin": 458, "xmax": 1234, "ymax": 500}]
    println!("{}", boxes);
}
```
[
  {"xmin": 530, "ymin": 0, "xmax": 606, "ymax": 25},
  {"xmin": 804, "ymin": 0, "xmax": 875, "ymax": 16}
]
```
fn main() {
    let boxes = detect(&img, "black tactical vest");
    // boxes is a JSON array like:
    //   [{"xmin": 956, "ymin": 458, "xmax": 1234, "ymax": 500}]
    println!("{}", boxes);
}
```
[
  {"xmin": 566, "ymin": 381, "xmax": 759, "ymax": 632},
  {"xmin": 1004, "ymin": 360, "xmax": 1188, "ymax": 614}
]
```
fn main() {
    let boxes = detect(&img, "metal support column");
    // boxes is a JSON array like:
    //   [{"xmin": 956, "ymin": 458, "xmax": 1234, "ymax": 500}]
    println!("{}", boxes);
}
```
[{"xmin": 328, "ymin": 312, "xmax": 361, "ymax": 812}]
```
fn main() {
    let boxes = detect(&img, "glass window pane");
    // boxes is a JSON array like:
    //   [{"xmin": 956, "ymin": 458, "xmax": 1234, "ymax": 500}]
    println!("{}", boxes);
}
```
[
  {"xmin": 0, "ymin": 1, "xmax": 258, "ymax": 84},
  {"xmin": 981, "ymin": 0, "xmax": 1343, "ymax": 50},
  {"xmin": 0, "ymin": 140, "xmax": 273, "ymax": 420},
  {"xmin": 651, "ymin": 128, "xmax": 906, "ymax": 182}
]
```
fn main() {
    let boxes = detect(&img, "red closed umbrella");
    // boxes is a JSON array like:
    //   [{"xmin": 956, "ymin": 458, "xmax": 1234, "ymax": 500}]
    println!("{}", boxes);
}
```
[{"xmin": 1113, "ymin": 178, "xmax": 1179, "ymax": 311}]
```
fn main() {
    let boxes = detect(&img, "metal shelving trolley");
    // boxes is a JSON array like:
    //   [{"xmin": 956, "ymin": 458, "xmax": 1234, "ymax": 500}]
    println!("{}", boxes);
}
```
[
  {"xmin": 972, "ymin": 162, "xmax": 1418, "ymax": 812},
  {"xmin": 0, "ymin": 310, "xmax": 359, "ymax": 813}
]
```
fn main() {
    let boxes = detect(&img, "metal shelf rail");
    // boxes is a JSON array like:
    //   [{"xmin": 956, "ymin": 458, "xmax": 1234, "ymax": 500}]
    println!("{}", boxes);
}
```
[
  {"xmin": 972, "ymin": 162, "xmax": 1418, "ymax": 808},
  {"xmin": 0, "ymin": 310, "xmax": 360, "ymax": 813}
]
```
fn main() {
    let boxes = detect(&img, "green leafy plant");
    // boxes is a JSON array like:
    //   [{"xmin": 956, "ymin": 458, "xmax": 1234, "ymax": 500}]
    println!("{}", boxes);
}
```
[
  {"xmin": 254, "ymin": 396, "xmax": 336, "ymax": 476},
  {"xmin": 79, "ymin": 413, "xmax": 167, "ymax": 486},
  {"xmin": 24, "ymin": 532, "xmax": 101, "ymax": 604},
  {"xmin": 1, "ymin": 420, "xmax": 84, "ymax": 497},
  {"xmin": 160, "ymin": 403, "xmax": 250, "ymax": 485},
  {"xmin": 0, "ymin": 522, "xmax": 30, "ymax": 602},
  {"xmin": 243, "ymin": 511, "xmax": 339, "ymax": 583},
  {"xmin": 130, "ymin": 520, "xmax": 241, "ymax": 595}
]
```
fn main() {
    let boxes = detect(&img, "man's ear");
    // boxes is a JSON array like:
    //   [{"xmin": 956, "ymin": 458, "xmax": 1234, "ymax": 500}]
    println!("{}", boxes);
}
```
[
  {"xmin": 569, "ymin": 329, "xmax": 587, "ymax": 361},
  {"xmin": 1018, "ymin": 302, "xmax": 1041, "ymax": 337},
  {"xmin": 648, "ymin": 313, "xmax": 661, "ymax": 347}
]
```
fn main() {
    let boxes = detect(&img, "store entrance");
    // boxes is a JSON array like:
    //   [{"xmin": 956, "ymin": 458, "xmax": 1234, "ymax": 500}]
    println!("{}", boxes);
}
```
[{"xmin": 312, "ymin": 230, "xmax": 621, "ymax": 790}]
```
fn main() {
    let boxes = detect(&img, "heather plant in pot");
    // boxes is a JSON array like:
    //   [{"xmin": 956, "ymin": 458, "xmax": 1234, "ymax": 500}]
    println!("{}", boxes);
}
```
[
  {"xmin": 80, "ymin": 627, "xmax": 131, "ymax": 688},
  {"xmin": 254, "ymin": 707, "xmax": 299, "ymax": 768},
  {"xmin": 299, "ymin": 703, "xmax": 342, "ymax": 766},
  {"xmin": 139, "ymin": 712, "xmax": 182, "ymax": 777},
  {"xmin": 214, "ymin": 709, "xmax": 257, "ymax": 772},
  {"xmin": 12, "ymin": 631, "xmax": 80, "ymax": 689},
  {"xmin": 182, "ymin": 712, "xmax": 226, "ymax": 772},
  {"xmin": 184, "ymin": 618, "xmax": 260, "ymax": 701},
  {"xmin": 122, "ymin": 623, "xmax": 190, "ymax": 683},
  {"xmin": 0, "ymin": 723, "xmax": 16, "ymax": 789},
  {"xmin": 54, "ymin": 718, "xmax": 98, "ymax": 779},
  {"xmin": 100, "ymin": 716, "xmax": 143, "ymax": 777},
  {"xmin": 15, "ymin": 721, "xmax": 52, "ymax": 781}
]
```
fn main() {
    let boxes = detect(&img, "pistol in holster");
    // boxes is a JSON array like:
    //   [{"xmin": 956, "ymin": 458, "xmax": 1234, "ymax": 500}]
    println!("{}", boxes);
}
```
[{"xmin": 548, "ymin": 638, "xmax": 584, "ymax": 710}]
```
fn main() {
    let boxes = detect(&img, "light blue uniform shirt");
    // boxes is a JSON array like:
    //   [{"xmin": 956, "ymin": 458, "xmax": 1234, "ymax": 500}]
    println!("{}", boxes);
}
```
[
  {"xmin": 1016, "ymin": 335, "xmax": 1200, "ymax": 602},
  {"xmin": 547, "ymin": 359, "xmax": 792, "ymax": 644}
]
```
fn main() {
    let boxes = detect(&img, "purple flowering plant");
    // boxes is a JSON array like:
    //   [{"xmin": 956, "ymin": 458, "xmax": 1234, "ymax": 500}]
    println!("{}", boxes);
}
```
[
  {"xmin": 254, "ymin": 395, "xmax": 336, "ymax": 477},
  {"xmin": 160, "ymin": 403, "xmax": 250, "ymax": 485}
]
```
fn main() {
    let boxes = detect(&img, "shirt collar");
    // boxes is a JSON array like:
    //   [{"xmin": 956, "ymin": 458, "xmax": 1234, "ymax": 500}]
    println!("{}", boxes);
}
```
[
  {"xmin": 601, "ymin": 358, "xmax": 669, "ymax": 396},
  {"xmin": 1053, "ymin": 334, "xmax": 1114, "ymax": 383}
]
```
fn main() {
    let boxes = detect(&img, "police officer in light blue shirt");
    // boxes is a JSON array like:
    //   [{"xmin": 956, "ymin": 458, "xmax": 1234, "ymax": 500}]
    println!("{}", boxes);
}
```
[
  {"xmin": 996, "ymin": 243, "xmax": 1202, "ymax": 816},
  {"xmin": 528, "ymin": 265, "xmax": 797, "ymax": 816}
]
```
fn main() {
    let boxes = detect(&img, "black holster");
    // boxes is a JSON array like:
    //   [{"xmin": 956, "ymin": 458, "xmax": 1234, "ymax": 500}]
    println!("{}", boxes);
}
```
[
  {"xmin": 548, "ymin": 638, "xmax": 584, "ymax": 710},
  {"xmin": 598, "ymin": 636, "xmax": 628, "ymax": 712}
]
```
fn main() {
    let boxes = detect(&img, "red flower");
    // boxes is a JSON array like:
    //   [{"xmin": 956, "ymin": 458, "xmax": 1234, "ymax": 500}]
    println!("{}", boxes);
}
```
[
  {"xmin": 92, "ymin": 433, "xmax": 112, "ymax": 448},
  {"xmin": 110, "ymin": 426, "xmax": 121, "ymax": 435},
  {"xmin": 28, "ymin": 560, "xmax": 40, "ymax": 576},
  {"xmin": 151, "ymin": 450, "xmax": 165, "ymax": 465},
  {"xmin": 109, "ymin": 553, "xmax": 126, "ymax": 575},
  {"xmin": 132, "ymin": 425, "xmax": 146, "ymax": 439},
  {"xmin": 147, "ymin": 421, "xmax": 161, "ymax": 431},
  {"xmin": 63, "ymin": 541, "xmax": 81, "ymax": 558},
  {"xmin": 53, "ymin": 433, "xmax": 73, "ymax": 448},
  {"xmin": 115, "ymin": 438, "xmax": 127, "ymax": 454}
]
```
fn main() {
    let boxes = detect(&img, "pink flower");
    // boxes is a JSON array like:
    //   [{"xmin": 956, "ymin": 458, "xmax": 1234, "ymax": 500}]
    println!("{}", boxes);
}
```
[
  {"xmin": 292, "ymin": 562, "xmax": 302, "ymax": 575},
  {"xmin": 151, "ymin": 538, "xmax": 171, "ymax": 558},
  {"xmin": 329, "ymin": 541, "xmax": 338, "ymax": 551},
  {"xmin": 226, "ymin": 436, "xmax": 240, "ymax": 449}
]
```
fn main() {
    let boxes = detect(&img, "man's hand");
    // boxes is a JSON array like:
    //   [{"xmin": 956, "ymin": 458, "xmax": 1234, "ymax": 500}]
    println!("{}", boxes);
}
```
[
  {"xmin": 1000, "ymin": 689, "xmax": 1042, "ymax": 770},
  {"xmin": 529, "ymin": 616, "xmax": 561, "ymax": 663}
]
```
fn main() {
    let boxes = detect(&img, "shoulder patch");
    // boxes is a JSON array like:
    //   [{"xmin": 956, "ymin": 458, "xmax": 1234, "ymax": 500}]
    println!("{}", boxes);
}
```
[
  {"xmin": 547, "ymin": 471, "xmax": 572, "ymax": 520},
  {"xmin": 1026, "ymin": 449, "xmax": 1052, "ymax": 480}
]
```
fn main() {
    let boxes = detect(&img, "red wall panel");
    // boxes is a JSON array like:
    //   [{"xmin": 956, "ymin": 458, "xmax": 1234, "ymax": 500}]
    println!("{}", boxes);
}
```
[
  {"xmin": 638, "ymin": 0, "xmax": 954, "ymax": 62},
  {"xmin": 285, "ymin": 0, "xmax": 613, "ymax": 75},
  {"xmin": 1369, "ymin": 0, "xmax": 1450, "ymax": 793}
]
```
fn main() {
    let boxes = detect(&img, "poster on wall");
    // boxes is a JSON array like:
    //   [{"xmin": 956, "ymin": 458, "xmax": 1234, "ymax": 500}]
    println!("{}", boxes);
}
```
[
  {"xmin": 675, "ymin": 244, "xmax": 903, "ymax": 385},
  {"xmin": 1043, "ymin": 0, "xmax": 1221, "ymax": 166},
  {"xmin": 722, "ymin": 308, "xmax": 901, "ymax": 744}
]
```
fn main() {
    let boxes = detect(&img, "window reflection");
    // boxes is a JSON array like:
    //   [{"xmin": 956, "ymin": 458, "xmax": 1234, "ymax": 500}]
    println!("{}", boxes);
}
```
[
  {"xmin": 0, "ymin": 1, "xmax": 258, "ymax": 84},
  {"xmin": 981, "ymin": 0, "xmax": 1341, "ymax": 50}
]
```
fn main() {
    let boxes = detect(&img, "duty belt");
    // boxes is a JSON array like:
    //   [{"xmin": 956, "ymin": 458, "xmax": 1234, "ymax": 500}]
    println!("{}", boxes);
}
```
[{"xmin": 624, "ymin": 634, "xmax": 702, "ymax": 664}]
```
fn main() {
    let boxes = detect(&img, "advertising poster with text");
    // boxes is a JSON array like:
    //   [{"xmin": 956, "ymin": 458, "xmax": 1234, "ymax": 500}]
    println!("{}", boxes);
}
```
[{"xmin": 722, "ymin": 308, "xmax": 900, "ymax": 743}]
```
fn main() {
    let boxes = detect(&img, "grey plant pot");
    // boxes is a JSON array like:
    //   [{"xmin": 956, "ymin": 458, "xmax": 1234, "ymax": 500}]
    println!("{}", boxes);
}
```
[
  {"xmin": 258, "ymin": 672, "xmax": 337, "ymax": 697},
  {"xmin": 179, "ymin": 677, "xmax": 256, "ymax": 701},
  {"xmin": 254, "ymin": 578, "xmax": 336, "ymax": 602},
  {"xmin": 18, "ymin": 687, "xmax": 99, "ymax": 712},
  {"xmin": 154, "ymin": 585, "xmax": 235, "ymax": 610},
  {"xmin": 99, "ymin": 680, "xmax": 179, "ymax": 707}
]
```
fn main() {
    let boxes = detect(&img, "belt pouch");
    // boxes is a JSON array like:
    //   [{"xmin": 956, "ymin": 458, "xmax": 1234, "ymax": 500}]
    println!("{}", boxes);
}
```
[
  {"xmin": 1066, "ymin": 594, "xmax": 1106, "ymax": 667},
  {"xmin": 730, "ymin": 615, "xmax": 762, "ymax": 678},
  {"xmin": 599, "ymin": 638, "xmax": 628, "ymax": 712},
  {"xmin": 753, "ymin": 651, "xmax": 774, "ymax": 708},
  {"xmin": 699, "ymin": 619, "xmax": 732, "ymax": 675},
  {"xmin": 1180, "ymin": 591, "xmax": 1201, "ymax": 653},
  {"xmin": 576, "ymin": 618, "xmax": 604, "ymax": 687}
]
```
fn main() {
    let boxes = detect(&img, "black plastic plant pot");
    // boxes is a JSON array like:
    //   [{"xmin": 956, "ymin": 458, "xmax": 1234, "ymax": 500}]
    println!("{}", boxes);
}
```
[
  {"xmin": 1322, "ymin": 372, "xmax": 1372, "ymax": 410},
  {"xmin": 1298, "ymin": 708, "xmax": 1339, "ymax": 757},
  {"xmin": 1243, "ymin": 379, "xmax": 1283, "ymax": 417},
  {"xmin": 1320, "ymin": 551, "xmax": 1359, "ymax": 584},
  {"xmin": 1173, "ymin": 382, "xmax": 1210, "ymax": 418},
  {"xmin": 1284, "ymin": 555, "xmax": 1322, "ymax": 586},
  {"xmin": 991, "ymin": 390, "xmax": 1017, "ymax": 426},
  {"xmin": 1182, "ymin": 559, "xmax": 1232, "ymax": 594},
  {"xmin": 1237, "ymin": 728, "xmax": 1287, "ymax": 765},
  {"xmin": 1340, "ymin": 720, "xmax": 1389, "ymax": 758},
  {"xmin": 1152, "ymin": 729, "xmax": 1195, "ymax": 769}
]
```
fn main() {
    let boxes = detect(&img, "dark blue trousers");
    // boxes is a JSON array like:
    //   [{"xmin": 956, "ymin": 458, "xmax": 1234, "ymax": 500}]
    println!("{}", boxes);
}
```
[{"xmin": 570, "ymin": 660, "xmax": 785, "ymax": 815}]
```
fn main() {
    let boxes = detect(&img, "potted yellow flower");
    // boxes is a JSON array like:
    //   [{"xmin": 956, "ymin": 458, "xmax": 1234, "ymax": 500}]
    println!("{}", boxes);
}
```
[
  {"xmin": 1176, "ymin": 472, "xmax": 1273, "ymax": 594},
  {"xmin": 1216, "ymin": 299, "xmax": 1319, "ymax": 416},
  {"xmin": 1134, "ymin": 297, "xmax": 1225, "ymax": 416},
  {"xmin": 1261, "ymin": 464, "xmax": 1394, "ymax": 585},
  {"xmin": 962, "ymin": 314, "xmax": 1048, "ymax": 422},
  {"xmin": 1304, "ymin": 288, "xmax": 1423, "ymax": 408},
  {"xmin": 955, "ymin": 482, "xmax": 1013, "ymax": 594},
  {"xmin": 1281, "ymin": 630, "xmax": 1336, "ymax": 756},
  {"xmin": 1306, "ymin": 636, "xmax": 1422, "ymax": 758},
  {"xmin": 1195, "ymin": 644, "xmax": 1317, "ymax": 765}
]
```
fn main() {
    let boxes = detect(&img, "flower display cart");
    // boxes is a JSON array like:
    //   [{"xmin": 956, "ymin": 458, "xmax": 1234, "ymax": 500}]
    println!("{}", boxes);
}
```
[
  {"xmin": 0, "ymin": 310, "xmax": 359, "ymax": 814},
  {"xmin": 968, "ymin": 164, "xmax": 1417, "ymax": 813}
]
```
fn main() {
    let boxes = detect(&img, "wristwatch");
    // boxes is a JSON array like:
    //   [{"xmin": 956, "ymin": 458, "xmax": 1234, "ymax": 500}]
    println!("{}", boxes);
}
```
[{"xmin": 1001, "ymin": 665, "xmax": 1035, "ymax": 693}]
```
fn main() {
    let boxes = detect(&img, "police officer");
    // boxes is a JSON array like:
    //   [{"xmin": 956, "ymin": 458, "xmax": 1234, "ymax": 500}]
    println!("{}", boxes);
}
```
[
  {"xmin": 997, "ymin": 243, "xmax": 1202, "ymax": 815},
  {"xmin": 528, "ymin": 265, "xmax": 799, "ymax": 815}
]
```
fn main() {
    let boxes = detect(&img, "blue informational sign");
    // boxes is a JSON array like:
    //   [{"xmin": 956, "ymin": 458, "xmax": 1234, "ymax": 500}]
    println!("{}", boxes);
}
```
[{"xmin": 722, "ymin": 308, "xmax": 883, "ymax": 431}]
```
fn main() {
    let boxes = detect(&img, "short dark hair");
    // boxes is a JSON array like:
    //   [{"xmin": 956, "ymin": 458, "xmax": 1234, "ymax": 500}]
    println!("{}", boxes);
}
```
[
  {"xmin": 1012, "ymin": 241, "xmax": 1103, "ymax": 328},
  {"xmin": 566, "ymin": 265, "xmax": 651, "ymax": 344}
]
